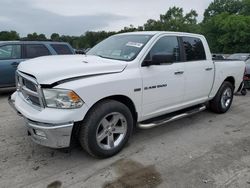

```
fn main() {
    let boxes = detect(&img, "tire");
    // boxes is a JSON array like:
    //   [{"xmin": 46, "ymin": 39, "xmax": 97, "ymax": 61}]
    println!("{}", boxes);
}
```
[
  {"xmin": 79, "ymin": 100, "xmax": 133, "ymax": 158},
  {"xmin": 209, "ymin": 81, "xmax": 234, "ymax": 114},
  {"xmin": 241, "ymin": 89, "xmax": 247, "ymax": 96}
]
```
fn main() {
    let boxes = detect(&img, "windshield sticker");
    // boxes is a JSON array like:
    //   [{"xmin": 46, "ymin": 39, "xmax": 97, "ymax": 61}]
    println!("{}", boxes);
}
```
[{"xmin": 126, "ymin": 42, "xmax": 144, "ymax": 48}]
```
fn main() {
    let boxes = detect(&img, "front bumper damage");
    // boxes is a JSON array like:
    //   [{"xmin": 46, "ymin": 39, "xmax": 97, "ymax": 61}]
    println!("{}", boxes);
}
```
[{"xmin": 8, "ymin": 94, "xmax": 74, "ymax": 148}]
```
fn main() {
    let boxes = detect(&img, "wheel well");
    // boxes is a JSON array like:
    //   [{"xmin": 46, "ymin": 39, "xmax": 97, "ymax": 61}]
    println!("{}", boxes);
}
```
[
  {"xmin": 72, "ymin": 95, "xmax": 138, "ymax": 143},
  {"xmin": 224, "ymin": 76, "xmax": 235, "ymax": 87},
  {"xmin": 85, "ymin": 95, "xmax": 138, "ymax": 126},
  {"xmin": 100, "ymin": 95, "xmax": 138, "ymax": 123}
]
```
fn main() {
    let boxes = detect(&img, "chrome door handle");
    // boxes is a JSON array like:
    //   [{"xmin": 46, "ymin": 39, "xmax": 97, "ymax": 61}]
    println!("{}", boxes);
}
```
[
  {"xmin": 205, "ymin": 68, "xmax": 213, "ymax": 71},
  {"xmin": 174, "ymin": 71, "xmax": 184, "ymax": 75}
]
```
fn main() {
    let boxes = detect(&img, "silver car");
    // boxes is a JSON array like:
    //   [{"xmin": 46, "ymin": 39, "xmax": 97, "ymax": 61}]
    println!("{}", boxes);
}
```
[{"xmin": 227, "ymin": 53, "xmax": 250, "ymax": 61}]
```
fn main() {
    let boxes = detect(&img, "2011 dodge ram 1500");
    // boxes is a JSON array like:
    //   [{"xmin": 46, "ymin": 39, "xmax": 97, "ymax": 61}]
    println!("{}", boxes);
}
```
[{"xmin": 9, "ymin": 32, "xmax": 245, "ymax": 158}]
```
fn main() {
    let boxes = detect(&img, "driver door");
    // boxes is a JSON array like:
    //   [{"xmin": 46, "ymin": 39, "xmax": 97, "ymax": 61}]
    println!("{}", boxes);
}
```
[{"xmin": 140, "ymin": 36, "xmax": 185, "ymax": 119}]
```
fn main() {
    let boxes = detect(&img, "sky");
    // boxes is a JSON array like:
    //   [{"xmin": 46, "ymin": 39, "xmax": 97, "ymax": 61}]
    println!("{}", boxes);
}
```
[{"xmin": 0, "ymin": 0, "xmax": 212, "ymax": 37}]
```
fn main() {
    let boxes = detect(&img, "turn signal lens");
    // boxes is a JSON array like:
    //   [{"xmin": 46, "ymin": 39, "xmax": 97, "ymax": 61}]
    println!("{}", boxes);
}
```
[{"xmin": 68, "ymin": 91, "xmax": 81, "ymax": 102}]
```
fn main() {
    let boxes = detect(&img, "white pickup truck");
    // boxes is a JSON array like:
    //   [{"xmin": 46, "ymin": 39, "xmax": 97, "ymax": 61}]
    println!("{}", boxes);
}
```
[{"xmin": 9, "ymin": 31, "xmax": 245, "ymax": 158}]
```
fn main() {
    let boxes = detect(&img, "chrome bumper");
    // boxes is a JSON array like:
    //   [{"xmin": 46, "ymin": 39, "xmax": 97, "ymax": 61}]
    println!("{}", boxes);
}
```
[{"xmin": 8, "ymin": 95, "xmax": 74, "ymax": 148}]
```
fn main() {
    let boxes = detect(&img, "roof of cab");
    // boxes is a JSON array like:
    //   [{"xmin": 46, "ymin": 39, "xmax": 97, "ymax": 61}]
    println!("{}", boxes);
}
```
[
  {"xmin": 117, "ymin": 31, "xmax": 204, "ymax": 38},
  {"xmin": 0, "ymin": 41, "xmax": 70, "ymax": 45}
]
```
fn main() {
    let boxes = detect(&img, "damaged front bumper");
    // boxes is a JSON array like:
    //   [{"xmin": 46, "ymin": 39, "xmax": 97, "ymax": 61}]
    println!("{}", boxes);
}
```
[{"xmin": 8, "ymin": 94, "xmax": 74, "ymax": 148}]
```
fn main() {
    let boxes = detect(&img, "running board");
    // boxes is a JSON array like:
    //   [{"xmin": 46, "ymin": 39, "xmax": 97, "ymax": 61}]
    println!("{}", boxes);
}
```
[{"xmin": 138, "ymin": 105, "xmax": 206, "ymax": 129}]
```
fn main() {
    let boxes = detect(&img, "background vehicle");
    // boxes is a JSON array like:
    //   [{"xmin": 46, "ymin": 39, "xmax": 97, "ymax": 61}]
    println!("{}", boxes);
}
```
[
  {"xmin": 74, "ymin": 49, "xmax": 86, "ymax": 54},
  {"xmin": 227, "ymin": 53, "xmax": 250, "ymax": 61},
  {"xmin": 74, "ymin": 48, "xmax": 91, "ymax": 54},
  {"xmin": 0, "ymin": 41, "xmax": 75, "ymax": 88},
  {"xmin": 246, "ymin": 59, "xmax": 250, "ymax": 75},
  {"xmin": 236, "ymin": 57, "xmax": 250, "ymax": 95},
  {"xmin": 9, "ymin": 32, "xmax": 245, "ymax": 158},
  {"xmin": 242, "ymin": 59, "xmax": 250, "ymax": 95},
  {"xmin": 212, "ymin": 53, "xmax": 225, "ymax": 60}
]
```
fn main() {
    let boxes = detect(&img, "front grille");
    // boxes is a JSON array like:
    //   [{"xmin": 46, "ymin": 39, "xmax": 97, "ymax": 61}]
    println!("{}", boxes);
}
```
[{"xmin": 16, "ymin": 71, "xmax": 44, "ymax": 108}]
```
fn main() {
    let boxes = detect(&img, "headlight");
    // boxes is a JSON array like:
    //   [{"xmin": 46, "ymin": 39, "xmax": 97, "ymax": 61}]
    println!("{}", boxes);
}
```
[{"xmin": 43, "ymin": 89, "xmax": 84, "ymax": 109}]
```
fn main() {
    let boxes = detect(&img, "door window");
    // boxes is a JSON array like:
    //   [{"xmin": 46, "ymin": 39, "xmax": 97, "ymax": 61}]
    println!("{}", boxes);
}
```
[
  {"xmin": 0, "ymin": 45, "xmax": 21, "ymax": 60},
  {"xmin": 146, "ymin": 36, "xmax": 180, "ymax": 63},
  {"xmin": 24, "ymin": 44, "xmax": 51, "ymax": 58},
  {"xmin": 50, "ymin": 44, "xmax": 73, "ymax": 54},
  {"xmin": 182, "ymin": 37, "xmax": 206, "ymax": 61}
]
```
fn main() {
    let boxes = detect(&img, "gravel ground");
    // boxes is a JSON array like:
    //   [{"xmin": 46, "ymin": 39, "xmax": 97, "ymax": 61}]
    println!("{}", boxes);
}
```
[{"xmin": 0, "ymin": 89, "xmax": 250, "ymax": 188}]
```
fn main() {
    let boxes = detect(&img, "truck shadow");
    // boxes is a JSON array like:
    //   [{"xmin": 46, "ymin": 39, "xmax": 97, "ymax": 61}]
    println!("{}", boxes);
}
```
[{"xmin": 0, "ymin": 88, "xmax": 15, "ymax": 98}]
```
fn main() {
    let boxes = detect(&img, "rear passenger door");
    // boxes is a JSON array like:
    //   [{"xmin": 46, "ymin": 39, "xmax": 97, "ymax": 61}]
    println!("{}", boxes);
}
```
[
  {"xmin": 181, "ymin": 36, "xmax": 214, "ymax": 104},
  {"xmin": 0, "ymin": 44, "xmax": 23, "ymax": 87},
  {"xmin": 23, "ymin": 44, "xmax": 51, "ymax": 59}
]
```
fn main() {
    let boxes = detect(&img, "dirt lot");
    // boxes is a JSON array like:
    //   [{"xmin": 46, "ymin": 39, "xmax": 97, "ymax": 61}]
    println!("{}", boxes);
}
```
[{"xmin": 0, "ymin": 90, "xmax": 250, "ymax": 188}]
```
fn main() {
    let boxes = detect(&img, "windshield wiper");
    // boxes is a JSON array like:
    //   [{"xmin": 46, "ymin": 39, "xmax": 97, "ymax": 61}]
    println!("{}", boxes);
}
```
[
  {"xmin": 95, "ymin": 54, "xmax": 117, "ymax": 60},
  {"xmin": 92, "ymin": 54, "xmax": 129, "ymax": 62},
  {"xmin": 95, "ymin": 54, "xmax": 106, "ymax": 58}
]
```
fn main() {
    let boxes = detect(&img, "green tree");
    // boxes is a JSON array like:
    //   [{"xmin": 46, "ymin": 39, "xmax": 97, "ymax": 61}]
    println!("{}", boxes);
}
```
[
  {"xmin": 144, "ymin": 19, "xmax": 162, "ymax": 31},
  {"xmin": 241, "ymin": 0, "xmax": 250, "ymax": 15},
  {"xmin": 38, "ymin": 34, "xmax": 46, "ymax": 40},
  {"xmin": 217, "ymin": 14, "xmax": 250, "ymax": 53},
  {"xmin": 26, "ymin": 32, "xmax": 39, "ymax": 40},
  {"xmin": 50, "ymin": 33, "xmax": 60, "ymax": 41},
  {"xmin": 119, "ymin": 25, "xmax": 138, "ymax": 33},
  {"xmin": 202, "ymin": 0, "xmax": 250, "ymax": 53},
  {"xmin": 202, "ymin": 13, "xmax": 250, "ymax": 53},
  {"xmin": 203, "ymin": 0, "xmax": 243, "ymax": 22},
  {"xmin": 144, "ymin": 7, "xmax": 199, "ymax": 33},
  {"xmin": 25, "ymin": 32, "xmax": 47, "ymax": 41},
  {"xmin": 0, "ymin": 31, "xmax": 20, "ymax": 41}
]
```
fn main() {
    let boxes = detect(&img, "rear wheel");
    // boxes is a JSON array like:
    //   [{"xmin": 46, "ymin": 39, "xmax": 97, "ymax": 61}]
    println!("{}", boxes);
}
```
[
  {"xmin": 209, "ymin": 81, "xmax": 234, "ymax": 114},
  {"xmin": 79, "ymin": 100, "xmax": 133, "ymax": 158}
]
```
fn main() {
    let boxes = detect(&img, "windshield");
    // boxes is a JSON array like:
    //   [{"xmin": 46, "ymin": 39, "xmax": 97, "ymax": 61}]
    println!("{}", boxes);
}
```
[{"xmin": 87, "ymin": 34, "xmax": 153, "ymax": 61}]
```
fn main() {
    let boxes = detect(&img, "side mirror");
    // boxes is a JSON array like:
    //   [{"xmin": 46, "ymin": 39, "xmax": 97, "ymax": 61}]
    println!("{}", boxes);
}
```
[{"xmin": 142, "ymin": 54, "xmax": 174, "ymax": 66}]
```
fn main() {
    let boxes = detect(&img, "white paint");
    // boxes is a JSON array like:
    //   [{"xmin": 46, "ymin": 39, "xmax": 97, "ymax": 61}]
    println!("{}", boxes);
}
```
[{"xmin": 14, "ymin": 31, "xmax": 245, "ymax": 124}]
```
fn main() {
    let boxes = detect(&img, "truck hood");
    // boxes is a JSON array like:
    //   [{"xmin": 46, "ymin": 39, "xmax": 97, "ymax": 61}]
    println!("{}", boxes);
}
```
[{"xmin": 18, "ymin": 55, "xmax": 127, "ymax": 85}]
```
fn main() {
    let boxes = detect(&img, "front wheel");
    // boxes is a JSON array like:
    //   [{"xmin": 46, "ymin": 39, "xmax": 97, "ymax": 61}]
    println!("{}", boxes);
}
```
[
  {"xmin": 209, "ymin": 81, "xmax": 234, "ymax": 114},
  {"xmin": 79, "ymin": 100, "xmax": 133, "ymax": 158}
]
